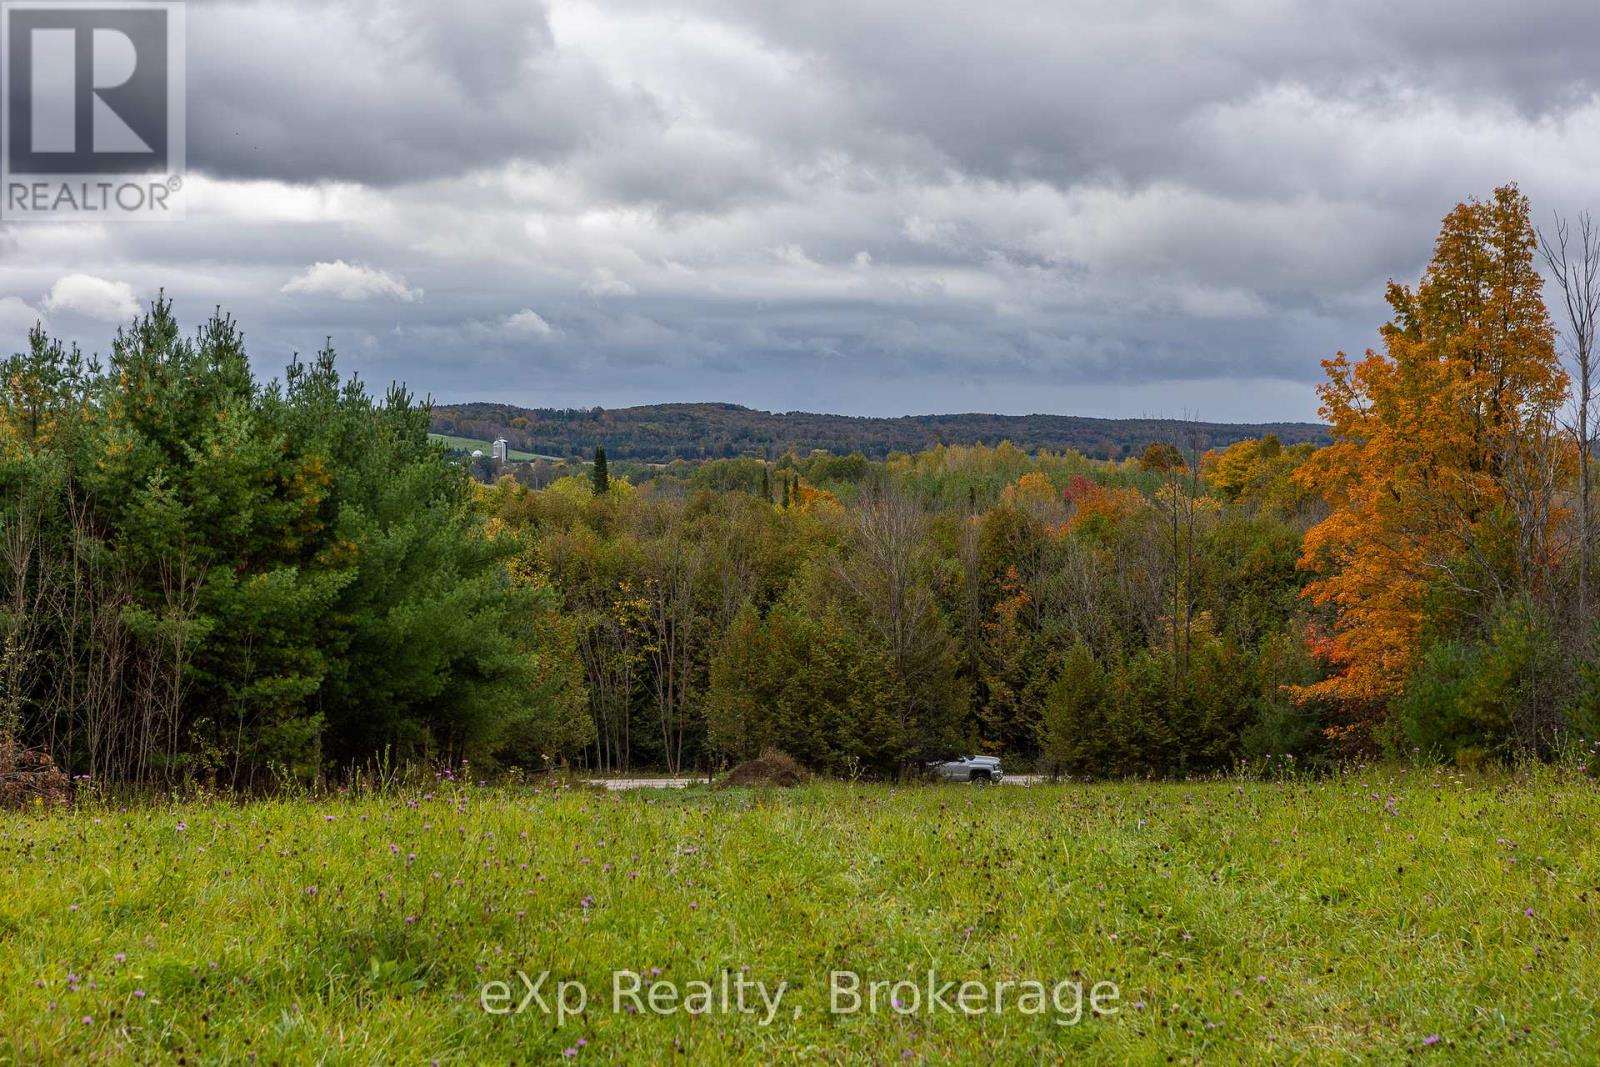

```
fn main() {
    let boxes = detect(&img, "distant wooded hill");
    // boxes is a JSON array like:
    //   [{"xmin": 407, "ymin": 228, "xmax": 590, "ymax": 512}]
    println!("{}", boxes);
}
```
[{"xmin": 429, "ymin": 401, "xmax": 1329, "ymax": 463}]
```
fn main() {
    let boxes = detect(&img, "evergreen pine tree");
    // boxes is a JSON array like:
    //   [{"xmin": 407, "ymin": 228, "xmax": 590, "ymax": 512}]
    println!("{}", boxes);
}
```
[{"xmin": 591, "ymin": 446, "xmax": 610, "ymax": 496}]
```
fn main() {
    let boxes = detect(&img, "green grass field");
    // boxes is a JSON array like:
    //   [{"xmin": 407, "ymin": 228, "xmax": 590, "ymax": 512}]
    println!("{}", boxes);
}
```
[
  {"xmin": 427, "ymin": 433, "xmax": 549, "ymax": 462},
  {"xmin": 3, "ymin": 770, "xmax": 1598, "ymax": 1063}
]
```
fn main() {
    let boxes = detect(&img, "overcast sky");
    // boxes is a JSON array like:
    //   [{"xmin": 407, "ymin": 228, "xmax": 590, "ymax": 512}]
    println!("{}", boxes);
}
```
[{"xmin": 5, "ymin": 0, "xmax": 1600, "ymax": 421}]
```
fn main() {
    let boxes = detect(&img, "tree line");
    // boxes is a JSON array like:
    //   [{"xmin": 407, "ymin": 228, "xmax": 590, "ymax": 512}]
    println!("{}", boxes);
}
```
[
  {"xmin": 432, "ymin": 401, "xmax": 1328, "ymax": 464},
  {"xmin": 3, "ymin": 184, "xmax": 1598, "ymax": 784},
  {"xmin": 1, "ymin": 302, "xmax": 587, "ymax": 788}
]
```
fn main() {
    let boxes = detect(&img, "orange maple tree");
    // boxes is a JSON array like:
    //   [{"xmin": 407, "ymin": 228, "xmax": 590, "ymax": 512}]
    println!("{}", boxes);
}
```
[{"xmin": 1294, "ymin": 185, "xmax": 1570, "ymax": 706}]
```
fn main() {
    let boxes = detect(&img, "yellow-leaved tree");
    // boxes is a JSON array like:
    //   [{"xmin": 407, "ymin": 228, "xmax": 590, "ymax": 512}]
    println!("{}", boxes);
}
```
[{"xmin": 1294, "ymin": 185, "xmax": 1570, "ymax": 714}]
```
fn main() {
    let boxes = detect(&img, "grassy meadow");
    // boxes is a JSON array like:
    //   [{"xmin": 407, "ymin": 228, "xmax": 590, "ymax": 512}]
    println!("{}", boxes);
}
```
[{"xmin": 3, "ymin": 771, "xmax": 1599, "ymax": 1064}]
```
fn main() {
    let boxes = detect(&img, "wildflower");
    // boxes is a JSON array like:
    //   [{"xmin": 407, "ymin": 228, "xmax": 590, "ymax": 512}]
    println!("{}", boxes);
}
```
[
  {"xmin": 176, "ymin": 822, "xmax": 188, "ymax": 832},
  {"xmin": 133, "ymin": 990, "xmax": 145, "ymax": 998},
  {"xmin": 114, "ymin": 954, "xmax": 125, "ymax": 963},
  {"xmin": 1424, "ymin": 1035, "xmax": 1441, "ymax": 1046},
  {"xmin": 1525, "ymin": 908, "xmax": 1535, "ymax": 917}
]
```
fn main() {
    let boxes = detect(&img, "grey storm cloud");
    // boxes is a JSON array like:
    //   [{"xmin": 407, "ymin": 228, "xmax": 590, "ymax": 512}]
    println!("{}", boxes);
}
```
[
  {"xmin": 187, "ymin": 0, "xmax": 635, "ymax": 185},
  {"xmin": 5, "ymin": 0, "xmax": 1600, "ymax": 421}
]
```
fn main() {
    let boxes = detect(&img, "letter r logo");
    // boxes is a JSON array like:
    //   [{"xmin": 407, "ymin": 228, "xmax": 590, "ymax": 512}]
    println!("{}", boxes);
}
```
[{"xmin": 4, "ymin": 4, "xmax": 173, "ymax": 174}]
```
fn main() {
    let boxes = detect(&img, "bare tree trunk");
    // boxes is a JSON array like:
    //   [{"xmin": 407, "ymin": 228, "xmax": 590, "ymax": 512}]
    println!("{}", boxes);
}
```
[
  {"xmin": 1151, "ymin": 420, "xmax": 1206, "ymax": 683},
  {"xmin": 640, "ymin": 513, "xmax": 704, "ymax": 775},
  {"xmin": 1539, "ymin": 212, "xmax": 1599, "ymax": 628},
  {"xmin": 0, "ymin": 490, "xmax": 40, "ymax": 756}
]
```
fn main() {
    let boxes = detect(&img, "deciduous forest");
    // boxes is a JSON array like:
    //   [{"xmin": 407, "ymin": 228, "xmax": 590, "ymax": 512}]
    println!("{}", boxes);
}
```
[
  {"xmin": 430, "ymin": 402, "xmax": 1329, "ymax": 464},
  {"xmin": 4, "ymin": 185, "xmax": 1598, "ymax": 783}
]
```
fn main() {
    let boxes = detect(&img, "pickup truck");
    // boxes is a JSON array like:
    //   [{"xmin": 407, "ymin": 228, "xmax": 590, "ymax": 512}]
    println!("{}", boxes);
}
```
[{"xmin": 929, "ymin": 755, "xmax": 1004, "ymax": 783}]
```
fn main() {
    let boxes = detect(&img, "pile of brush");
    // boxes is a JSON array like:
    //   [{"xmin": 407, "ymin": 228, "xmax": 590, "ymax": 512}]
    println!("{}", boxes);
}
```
[
  {"xmin": 718, "ymin": 748, "xmax": 810, "ymax": 788},
  {"xmin": 0, "ymin": 740, "xmax": 71, "ymax": 810}
]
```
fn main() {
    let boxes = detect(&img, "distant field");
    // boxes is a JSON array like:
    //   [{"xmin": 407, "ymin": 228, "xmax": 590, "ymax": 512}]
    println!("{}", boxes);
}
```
[
  {"xmin": 4, "ymin": 771, "xmax": 1597, "ymax": 1063},
  {"xmin": 428, "ymin": 432, "xmax": 549, "ymax": 462}
]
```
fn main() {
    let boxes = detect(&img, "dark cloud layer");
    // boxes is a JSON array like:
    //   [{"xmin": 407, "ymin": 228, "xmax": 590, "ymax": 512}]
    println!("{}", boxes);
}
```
[{"xmin": 5, "ymin": 0, "xmax": 1599, "ymax": 421}]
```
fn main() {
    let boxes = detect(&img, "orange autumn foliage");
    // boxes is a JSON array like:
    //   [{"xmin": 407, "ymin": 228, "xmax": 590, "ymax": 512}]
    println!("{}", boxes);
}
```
[
  {"xmin": 1000, "ymin": 471, "xmax": 1055, "ymax": 508},
  {"xmin": 792, "ymin": 478, "xmax": 841, "ymax": 515},
  {"xmin": 1062, "ymin": 474, "xmax": 1147, "ymax": 532},
  {"xmin": 1293, "ymin": 185, "xmax": 1569, "ymax": 705}
]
